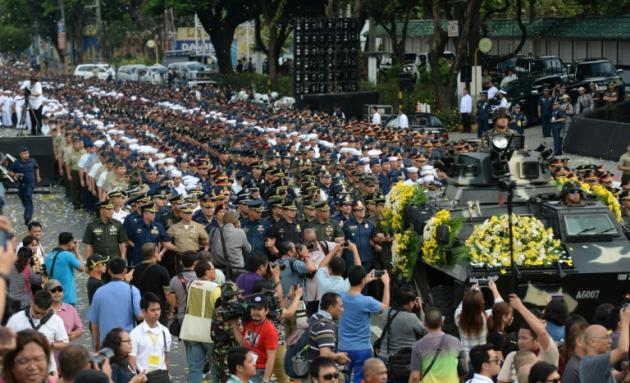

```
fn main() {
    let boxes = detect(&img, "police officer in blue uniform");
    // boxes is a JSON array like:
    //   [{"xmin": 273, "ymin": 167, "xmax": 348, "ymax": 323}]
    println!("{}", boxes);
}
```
[
  {"xmin": 9, "ymin": 146, "xmax": 40, "ymax": 225},
  {"xmin": 241, "ymin": 200, "xmax": 271, "ymax": 254},
  {"xmin": 343, "ymin": 200, "xmax": 377, "ymax": 271},
  {"xmin": 126, "ymin": 202, "xmax": 176, "ymax": 266},
  {"xmin": 510, "ymin": 104, "xmax": 528, "ymax": 135},
  {"xmin": 476, "ymin": 91, "xmax": 491, "ymax": 139},
  {"xmin": 193, "ymin": 195, "xmax": 218, "ymax": 233},
  {"xmin": 332, "ymin": 195, "xmax": 353, "ymax": 227},
  {"xmin": 538, "ymin": 88, "xmax": 554, "ymax": 139}
]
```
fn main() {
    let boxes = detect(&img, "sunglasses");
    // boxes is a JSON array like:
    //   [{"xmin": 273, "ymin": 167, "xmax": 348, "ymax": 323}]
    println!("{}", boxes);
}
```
[
  {"xmin": 50, "ymin": 287, "xmax": 63, "ymax": 293},
  {"xmin": 568, "ymin": 189, "xmax": 580, "ymax": 194},
  {"xmin": 320, "ymin": 373, "xmax": 340, "ymax": 381}
]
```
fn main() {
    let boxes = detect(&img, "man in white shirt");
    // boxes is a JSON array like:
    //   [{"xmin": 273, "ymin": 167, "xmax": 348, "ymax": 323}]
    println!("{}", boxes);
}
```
[
  {"xmin": 487, "ymin": 81, "xmax": 498, "ymax": 100},
  {"xmin": 20, "ymin": 75, "xmax": 44, "ymax": 135},
  {"xmin": 7, "ymin": 290, "xmax": 69, "ymax": 374},
  {"xmin": 398, "ymin": 109, "xmax": 409, "ymax": 129},
  {"xmin": 467, "ymin": 344, "xmax": 501, "ymax": 383},
  {"xmin": 500, "ymin": 70, "xmax": 517, "ymax": 88},
  {"xmin": 460, "ymin": 88, "xmax": 473, "ymax": 133},
  {"xmin": 371, "ymin": 106, "xmax": 381, "ymax": 125},
  {"xmin": 130, "ymin": 292, "xmax": 172, "ymax": 373}
]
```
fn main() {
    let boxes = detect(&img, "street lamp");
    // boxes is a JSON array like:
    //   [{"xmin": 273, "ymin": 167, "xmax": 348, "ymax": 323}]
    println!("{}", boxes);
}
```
[{"xmin": 146, "ymin": 39, "xmax": 159, "ymax": 64}]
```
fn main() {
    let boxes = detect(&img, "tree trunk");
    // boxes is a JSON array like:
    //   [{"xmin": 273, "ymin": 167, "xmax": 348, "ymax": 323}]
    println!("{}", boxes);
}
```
[
  {"xmin": 267, "ymin": 27, "xmax": 279, "ymax": 91},
  {"xmin": 208, "ymin": 25, "xmax": 237, "ymax": 74}
]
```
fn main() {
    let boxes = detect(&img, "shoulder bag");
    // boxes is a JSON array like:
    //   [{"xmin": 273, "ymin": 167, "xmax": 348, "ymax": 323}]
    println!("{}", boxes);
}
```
[
  {"xmin": 420, "ymin": 335, "xmax": 447, "ymax": 381},
  {"xmin": 145, "ymin": 330, "xmax": 170, "ymax": 383},
  {"xmin": 179, "ymin": 280, "xmax": 217, "ymax": 343}
]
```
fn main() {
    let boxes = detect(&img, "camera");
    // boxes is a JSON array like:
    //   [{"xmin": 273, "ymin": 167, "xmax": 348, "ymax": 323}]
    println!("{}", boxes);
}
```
[
  {"xmin": 22, "ymin": 87, "xmax": 31, "ymax": 97},
  {"xmin": 270, "ymin": 260, "xmax": 286, "ymax": 271},
  {"xmin": 373, "ymin": 270, "xmax": 385, "ymax": 278},
  {"xmin": 306, "ymin": 240, "xmax": 317, "ymax": 251},
  {"xmin": 215, "ymin": 300, "xmax": 247, "ymax": 322},
  {"xmin": 90, "ymin": 347, "xmax": 114, "ymax": 369}
]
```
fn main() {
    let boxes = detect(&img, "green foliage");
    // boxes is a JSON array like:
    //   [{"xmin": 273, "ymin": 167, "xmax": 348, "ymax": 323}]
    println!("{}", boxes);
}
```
[
  {"xmin": 433, "ymin": 107, "xmax": 461, "ymax": 132},
  {"xmin": 0, "ymin": 25, "xmax": 32, "ymax": 54},
  {"xmin": 410, "ymin": 185, "xmax": 429, "ymax": 206},
  {"xmin": 403, "ymin": 225, "xmax": 421, "ymax": 281}
]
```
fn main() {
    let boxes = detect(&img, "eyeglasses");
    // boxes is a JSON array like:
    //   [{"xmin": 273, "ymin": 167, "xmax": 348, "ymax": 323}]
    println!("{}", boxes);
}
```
[
  {"xmin": 320, "ymin": 373, "xmax": 340, "ymax": 381},
  {"xmin": 488, "ymin": 358, "xmax": 503, "ymax": 365},
  {"xmin": 50, "ymin": 287, "xmax": 63, "ymax": 293}
]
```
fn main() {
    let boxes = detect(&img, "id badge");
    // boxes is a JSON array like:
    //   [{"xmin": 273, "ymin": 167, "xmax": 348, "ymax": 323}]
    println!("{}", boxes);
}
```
[
  {"xmin": 148, "ymin": 354, "xmax": 161, "ymax": 369},
  {"xmin": 517, "ymin": 121, "xmax": 522, "ymax": 127}
]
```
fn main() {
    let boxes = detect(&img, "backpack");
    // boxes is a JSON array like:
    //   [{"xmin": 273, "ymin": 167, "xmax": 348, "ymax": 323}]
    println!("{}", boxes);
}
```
[{"xmin": 284, "ymin": 316, "xmax": 324, "ymax": 379}]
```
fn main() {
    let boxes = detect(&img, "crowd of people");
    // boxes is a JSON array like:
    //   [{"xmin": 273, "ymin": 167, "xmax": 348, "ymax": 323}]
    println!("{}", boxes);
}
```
[{"xmin": 0, "ymin": 64, "xmax": 626, "ymax": 383}]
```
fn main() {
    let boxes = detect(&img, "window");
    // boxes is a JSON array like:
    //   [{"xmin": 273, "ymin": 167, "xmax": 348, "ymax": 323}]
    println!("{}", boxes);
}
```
[{"xmin": 563, "ymin": 213, "xmax": 617, "ymax": 236}]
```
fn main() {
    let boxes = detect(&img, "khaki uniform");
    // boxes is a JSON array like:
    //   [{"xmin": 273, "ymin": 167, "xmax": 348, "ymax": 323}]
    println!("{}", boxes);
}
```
[
  {"xmin": 66, "ymin": 148, "xmax": 86, "ymax": 208},
  {"xmin": 103, "ymin": 173, "xmax": 129, "ymax": 193},
  {"xmin": 167, "ymin": 220, "xmax": 209, "ymax": 253},
  {"xmin": 83, "ymin": 218, "xmax": 128, "ymax": 258}
]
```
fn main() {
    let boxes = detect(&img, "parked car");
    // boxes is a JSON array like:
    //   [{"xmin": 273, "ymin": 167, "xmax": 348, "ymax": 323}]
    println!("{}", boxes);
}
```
[
  {"xmin": 117, "ymin": 64, "xmax": 147, "ymax": 82},
  {"xmin": 94, "ymin": 63, "xmax": 116, "ymax": 79},
  {"xmin": 514, "ymin": 56, "xmax": 567, "ymax": 80},
  {"xmin": 566, "ymin": 58, "xmax": 625, "ymax": 102},
  {"xmin": 73, "ymin": 64, "xmax": 110, "ymax": 80},
  {"xmin": 167, "ymin": 61, "xmax": 213, "ymax": 82},
  {"xmin": 140, "ymin": 64, "xmax": 168, "ymax": 84},
  {"xmin": 502, "ymin": 73, "xmax": 566, "ymax": 125},
  {"xmin": 384, "ymin": 112, "xmax": 449, "ymax": 139},
  {"xmin": 403, "ymin": 51, "xmax": 455, "ymax": 78}
]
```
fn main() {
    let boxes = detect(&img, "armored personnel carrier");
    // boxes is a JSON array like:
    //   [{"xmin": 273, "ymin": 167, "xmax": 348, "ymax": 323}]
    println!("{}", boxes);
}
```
[{"xmin": 410, "ymin": 136, "xmax": 630, "ymax": 320}]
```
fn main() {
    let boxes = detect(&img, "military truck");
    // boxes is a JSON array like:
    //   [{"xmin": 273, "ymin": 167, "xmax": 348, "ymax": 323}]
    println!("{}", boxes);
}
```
[{"xmin": 409, "ymin": 136, "xmax": 630, "ymax": 322}]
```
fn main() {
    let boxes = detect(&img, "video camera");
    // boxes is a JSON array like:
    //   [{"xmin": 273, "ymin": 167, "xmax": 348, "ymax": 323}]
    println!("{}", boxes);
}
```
[{"xmin": 214, "ymin": 283, "xmax": 277, "ymax": 323}]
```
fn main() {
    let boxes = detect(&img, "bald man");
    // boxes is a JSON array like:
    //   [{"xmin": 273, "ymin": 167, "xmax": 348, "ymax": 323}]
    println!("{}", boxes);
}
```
[
  {"xmin": 362, "ymin": 358, "xmax": 388, "ymax": 383},
  {"xmin": 579, "ymin": 307, "xmax": 630, "ymax": 383}
]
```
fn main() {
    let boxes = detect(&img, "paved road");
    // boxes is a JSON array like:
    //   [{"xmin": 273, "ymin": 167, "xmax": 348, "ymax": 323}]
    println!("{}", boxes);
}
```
[{"xmin": 0, "ymin": 123, "xmax": 619, "ymax": 382}]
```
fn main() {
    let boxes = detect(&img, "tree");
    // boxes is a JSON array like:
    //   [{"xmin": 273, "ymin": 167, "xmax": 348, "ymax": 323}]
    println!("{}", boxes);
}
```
[
  {"xmin": 147, "ymin": 0, "xmax": 261, "ymax": 74},
  {"xmin": 427, "ymin": 0, "xmax": 483, "ymax": 109},
  {"xmin": 365, "ymin": 0, "xmax": 418, "ymax": 65},
  {"xmin": 0, "ymin": 25, "xmax": 32, "ymax": 55}
]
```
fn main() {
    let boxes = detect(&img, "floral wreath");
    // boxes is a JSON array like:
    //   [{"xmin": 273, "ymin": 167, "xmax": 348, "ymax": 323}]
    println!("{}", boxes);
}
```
[
  {"xmin": 420, "ymin": 210, "xmax": 466, "ymax": 266},
  {"xmin": 381, "ymin": 182, "xmax": 428, "ymax": 232},
  {"xmin": 464, "ymin": 213, "xmax": 571, "ymax": 272}
]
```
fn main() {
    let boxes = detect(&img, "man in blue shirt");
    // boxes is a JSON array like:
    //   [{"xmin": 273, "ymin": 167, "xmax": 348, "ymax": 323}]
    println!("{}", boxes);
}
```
[
  {"xmin": 44, "ymin": 232, "xmax": 84, "ymax": 305},
  {"xmin": 277, "ymin": 240, "xmax": 316, "ymax": 297},
  {"xmin": 338, "ymin": 266, "xmax": 390, "ymax": 383},
  {"xmin": 126, "ymin": 202, "xmax": 176, "ymax": 266},
  {"xmin": 9, "ymin": 146, "xmax": 40, "ymax": 225},
  {"xmin": 343, "ymin": 201, "xmax": 377, "ymax": 271},
  {"xmin": 87, "ymin": 257, "xmax": 142, "ymax": 350}
]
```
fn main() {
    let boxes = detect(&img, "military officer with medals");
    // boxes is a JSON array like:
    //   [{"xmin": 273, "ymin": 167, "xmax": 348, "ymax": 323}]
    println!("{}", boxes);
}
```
[
  {"xmin": 311, "ymin": 201, "xmax": 344, "ymax": 243},
  {"xmin": 127, "ymin": 202, "xmax": 176, "ymax": 266},
  {"xmin": 266, "ymin": 200, "xmax": 303, "ymax": 247},
  {"xmin": 83, "ymin": 199, "xmax": 128, "ymax": 259}
]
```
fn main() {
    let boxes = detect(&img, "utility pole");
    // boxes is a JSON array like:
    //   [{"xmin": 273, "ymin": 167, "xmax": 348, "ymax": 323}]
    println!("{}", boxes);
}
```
[
  {"xmin": 95, "ymin": 0, "xmax": 103, "ymax": 61},
  {"xmin": 58, "ymin": 0, "xmax": 69, "ymax": 73}
]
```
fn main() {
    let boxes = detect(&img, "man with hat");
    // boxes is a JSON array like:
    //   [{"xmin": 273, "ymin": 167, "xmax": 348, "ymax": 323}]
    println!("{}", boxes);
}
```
[
  {"xmin": 509, "ymin": 104, "xmax": 527, "ymax": 135},
  {"xmin": 550, "ymin": 99, "xmax": 566, "ymax": 155},
  {"xmin": 266, "ymin": 200, "xmax": 303, "ymax": 249},
  {"xmin": 241, "ymin": 200, "xmax": 271, "ymax": 254},
  {"xmin": 230, "ymin": 294, "xmax": 279, "ymax": 383},
  {"xmin": 160, "ymin": 194, "xmax": 183, "ymax": 230},
  {"xmin": 332, "ymin": 195, "xmax": 353, "ymax": 227},
  {"xmin": 83, "ymin": 199, "xmax": 128, "ymax": 260},
  {"xmin": 193, "ymin": 195, "xmax": 218, "ymax": 233},
  {"xmin": 9, "ymin": 146, "xmax": 41, "ymax": 224},
  {"xmin": 343, "ymin": 200, "xmax": 378, "ymax": 271},
  {"xmin": 576, "ymin": 86, "xmax": 594, "ymax": 114},
  {"xmin": 480, "ymin": 107, "xmax": 516, "ymax": 151},
  {"xmin": 167, "ymin": 202, "xmax": 209, "ymax": 254},
  {"xmin": 102, "ymin": 160, "xmax": 129, "ymax": 200},
  {"xmin": 310, "ymin": 201, "xmax": 345, "ymax": 243},
  {"xmin": 126, "ymin": 203, "xmax": 176, "ymax": 266},
  {"xmin": 476, "ymin": 91, "xmax": 491, "ymax": 139},
  {"xmin": 86, "ymin": 254, "xmax": 109, "ymax": 304},
  {"xmin": 538, "ymin": 87, "xmax": 554, "ymax": 139},
  {"xmin": 560, "ymin": 181, "xmax": 584, "ymax": 207},
  {"xmin": 108, "ymin": 188, "xmax": 128, "ymax": 224}
]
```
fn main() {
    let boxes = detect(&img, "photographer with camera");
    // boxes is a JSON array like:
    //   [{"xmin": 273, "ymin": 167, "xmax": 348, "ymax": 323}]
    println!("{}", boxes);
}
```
[
  {"xmin": 230, "ymin": 295, "xmax": 279, "ymax": 383},
  {"xmin": 236, "ymin": 252, "xmax": 281, "ymax": 297},
  {"xmin": 277, "ymin": 241, "xmax": 316, "ymax": 298},
  {"xmin": 19, "ymin": 74, "xmax": 44, "ymax": 136}
]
